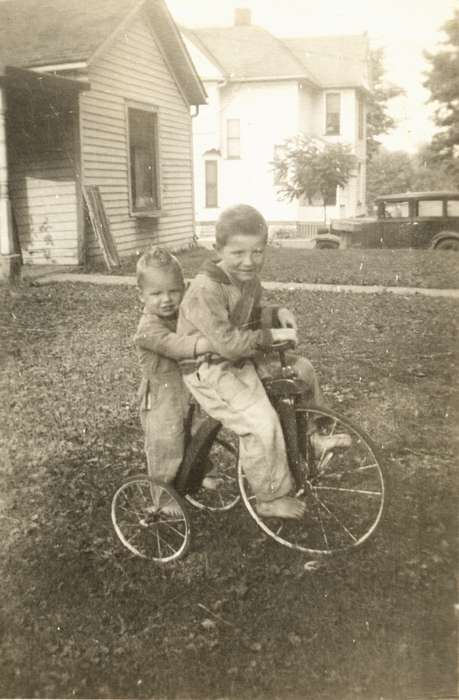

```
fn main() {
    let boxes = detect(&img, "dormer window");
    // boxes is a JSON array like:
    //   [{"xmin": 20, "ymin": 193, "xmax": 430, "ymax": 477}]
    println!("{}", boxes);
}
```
[{"xmin": 325, "ymin": 93, "xmax": 340, "ymax": 135}]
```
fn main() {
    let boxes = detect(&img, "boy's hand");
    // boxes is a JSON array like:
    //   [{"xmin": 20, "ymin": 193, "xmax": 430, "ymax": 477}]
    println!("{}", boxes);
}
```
[
  {"xmin": 277, "ymin": 308, "xmax": 298, "ymax": 329},
  {"xmin": 271, "ymin": 328, "xmax": 298, "ymax": 346},
  {"xmin": 195, "ymin": 337, "xmax": 213, "ymax": 355}
]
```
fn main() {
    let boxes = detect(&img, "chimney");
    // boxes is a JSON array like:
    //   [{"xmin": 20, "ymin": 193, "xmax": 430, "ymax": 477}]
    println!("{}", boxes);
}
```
[{"xmin": 234, "ymin": 8, "xmax": 251, "ymax": 26}]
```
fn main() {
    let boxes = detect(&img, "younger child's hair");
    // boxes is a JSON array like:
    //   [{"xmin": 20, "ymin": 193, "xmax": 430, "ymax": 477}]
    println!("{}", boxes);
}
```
[
  {"xmin": 215, "ymin": 204, "xmax": 268, "ymax": 248},
  {"xmin": 136, "ymin": 246, "xmax": 185, "ymax": 289}
]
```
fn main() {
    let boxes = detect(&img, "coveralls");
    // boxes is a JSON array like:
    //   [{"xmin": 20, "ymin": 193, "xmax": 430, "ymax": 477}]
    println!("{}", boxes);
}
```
[
  {"xmin": 177, "ymin": 261, "xmax": 323, "ymax": 503},
  {"xmin": 134, "ymin": 312, "xmax": 197, "ymax": 484}
]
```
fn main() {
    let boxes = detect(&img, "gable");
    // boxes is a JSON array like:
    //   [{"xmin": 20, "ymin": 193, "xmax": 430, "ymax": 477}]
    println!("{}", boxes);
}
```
[{"xmin": 0, "ymin": 0, "xmax": 206, "ymax": 105}]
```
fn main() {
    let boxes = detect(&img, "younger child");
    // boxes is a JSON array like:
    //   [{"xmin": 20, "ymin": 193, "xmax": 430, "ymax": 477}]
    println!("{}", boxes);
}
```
[
  {"xmin": 177, "ymin": 204, "xmax": 350, "ymax": 520},
  {"xmin": 134, "ymin": 247, "xmax": 213, "ymax": 510}
]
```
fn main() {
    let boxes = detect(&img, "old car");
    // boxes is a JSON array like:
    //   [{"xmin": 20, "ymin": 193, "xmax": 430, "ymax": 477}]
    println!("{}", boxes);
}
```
[{"xmin": 314, "ymin": 191, "xmax": 459, "ymax": 251}]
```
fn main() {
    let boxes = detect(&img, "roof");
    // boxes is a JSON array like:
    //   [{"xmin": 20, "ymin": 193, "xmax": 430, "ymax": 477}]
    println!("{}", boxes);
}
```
[
  {"xmin": 182, "ymin": 25, "xmax": 317, "ymax": 84},
  {"xmin": 0, "ymin": 0, "xmax": 206, "ymax": 104},
  {"xmin": 184, "ymin": 25, "xmax": 369, "ymax": 89},
  {"xmin": 283, "ymin": 35, "xmax": 369, "ymax": 90},
  {"xmin": 377, "ymin": 191, "xmax": 459, "ymax": 201}
]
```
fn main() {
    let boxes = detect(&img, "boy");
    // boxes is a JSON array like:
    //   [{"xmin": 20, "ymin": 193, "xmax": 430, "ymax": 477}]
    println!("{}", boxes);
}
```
[
  {"xmin": 177, "ymin": 204, "xmax": 349, "ymax": 520},
  {"xmin": 134, "ymin": 247, "xmax": 215, "ymax": 510}
]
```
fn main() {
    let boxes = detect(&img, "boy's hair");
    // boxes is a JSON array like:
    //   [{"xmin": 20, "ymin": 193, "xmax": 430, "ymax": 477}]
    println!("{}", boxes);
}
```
[
  {"xmin": 136, "ymin": 246, "xmax": 185, "ymax": 289},
  {"xmin": 215, "ymin": 204, "xmax": 268, "ymax": 248}
]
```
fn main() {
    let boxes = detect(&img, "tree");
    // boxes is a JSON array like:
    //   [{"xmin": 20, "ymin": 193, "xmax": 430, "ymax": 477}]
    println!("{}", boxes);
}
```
[
  {"xmin": 272, "ymin": 135, "xmax": 358, "ymax": 222},
  {"xmin": 424, "ymin": 10, "xmax": 459, "ymax": 187},
  {"xmin": 366, "ymin": 149, "xmax": 414, "ymax": 208},
  {"xmin": 366, "ymin": 146, "xmax": 452, "ymax": 210},
  {"xmin": 366, "ymin": 48, "xmax": 404, "ymax": 160}
]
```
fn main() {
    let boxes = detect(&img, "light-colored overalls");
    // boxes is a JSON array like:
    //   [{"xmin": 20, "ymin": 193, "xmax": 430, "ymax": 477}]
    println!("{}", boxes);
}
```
[
  {"xmin": 178, "ymin": 261, "xmax": 323, "ymax": 503},
  {"xmin": 134, "ymin": 313, "xmax": 196, "ymax": 484}
]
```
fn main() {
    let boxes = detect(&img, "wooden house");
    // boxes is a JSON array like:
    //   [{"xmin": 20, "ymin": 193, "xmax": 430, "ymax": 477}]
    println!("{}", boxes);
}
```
[
  {"xmin": 0, "ymin": 0, "xmax": 206, "ymax": 274},
  {"xmin": 182, "ymin": 9, "xmax": 369, "ymax": 238}
]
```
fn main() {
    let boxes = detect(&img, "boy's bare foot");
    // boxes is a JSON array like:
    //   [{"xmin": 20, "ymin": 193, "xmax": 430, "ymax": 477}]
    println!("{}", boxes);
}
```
[
  {"xmin": 202, "ymin": 476, "xmax": 224, "ymax": 491},
  {"xmin": 159, "ymin": 499, "xmax": 183, "ymax": 517},
  {"xmin": 256, "ymin": 496, "xmax": 306, "ymax": 520},
  {"xmin": 150, "ymin": 489, "xmax": 183, "ymax": 517}
]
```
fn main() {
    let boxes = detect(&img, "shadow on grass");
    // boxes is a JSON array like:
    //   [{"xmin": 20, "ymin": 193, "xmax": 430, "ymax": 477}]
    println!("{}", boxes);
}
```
[{"xmin": 1, "ymin": 418, "xmax": 456, "ymax": 699}]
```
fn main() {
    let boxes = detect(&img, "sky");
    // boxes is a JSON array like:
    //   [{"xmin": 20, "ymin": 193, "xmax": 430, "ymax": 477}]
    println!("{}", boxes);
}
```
[{"xmin": 166, "ymin": 0, "xmax": 457, "ymax": 153}]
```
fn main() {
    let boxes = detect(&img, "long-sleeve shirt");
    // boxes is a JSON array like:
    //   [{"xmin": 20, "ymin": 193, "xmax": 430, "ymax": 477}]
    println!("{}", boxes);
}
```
[
  {"xmin": 134, "ymin": 312, "xmax": 198, "ymax": 407},
  {"xmin": 177, "ymin": 260, "xmax": 280, "ymax": 363}
]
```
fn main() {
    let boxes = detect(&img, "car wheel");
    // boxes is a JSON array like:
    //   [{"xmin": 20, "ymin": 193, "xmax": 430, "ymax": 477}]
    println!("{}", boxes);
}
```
[{"xmin": 435, "ymin": 238, "xmax": 459, "ymax": 251}]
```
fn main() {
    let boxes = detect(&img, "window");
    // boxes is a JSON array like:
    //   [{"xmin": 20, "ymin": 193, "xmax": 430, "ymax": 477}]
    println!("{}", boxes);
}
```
[
  {"xmin": 418, "ymin": 200, "xmax": 443, "ymax": 217},
  {"xmin": 383, "ymin": 201, "xmax": 410, "ymax": 218},
  {"xmin": 227, "ymin": 119, "xmax": 241, "ymax": 158},
  {"xmin": 205, "ymin": 160, "xmax": 218, "ymax": 208},
  {"xmin": 447, "ymin": 200, "xmax": 459, "ymax": 216},
  {"xmin": 128, "ymin": 106, "xmax": 160, "ymax": 214},
  {"xmin": 358, "ymin": 97, "xmax": 365, "ymax": 140},
  {"xmin": 325, "ymin": 93, "xmax": 340, "ymax": 135}
]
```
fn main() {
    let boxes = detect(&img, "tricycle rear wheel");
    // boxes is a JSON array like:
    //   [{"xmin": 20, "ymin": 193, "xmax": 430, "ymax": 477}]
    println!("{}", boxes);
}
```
[{"xmin": 238, "ymin": 406, "xmax": 387, "ymax": 557}]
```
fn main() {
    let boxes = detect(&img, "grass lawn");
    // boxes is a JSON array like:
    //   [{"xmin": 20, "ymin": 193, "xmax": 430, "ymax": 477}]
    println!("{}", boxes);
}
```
[
  {"xmin": 1, "ymin": 283, "xmax": 457, "ymax": 699},
  {"xmin": 86, "ymin": 246, "xmax": 459, "ymax": 289}
]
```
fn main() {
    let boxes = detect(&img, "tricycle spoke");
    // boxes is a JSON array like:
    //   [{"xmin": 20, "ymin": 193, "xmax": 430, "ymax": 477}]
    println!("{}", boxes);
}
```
[
  {"xmin": 314, "ymin": 485, "xmax": 382, "ymax": 497},
  {"xmin": 310, "ymin": 489, "xmax": 357, "ymax": 543}
]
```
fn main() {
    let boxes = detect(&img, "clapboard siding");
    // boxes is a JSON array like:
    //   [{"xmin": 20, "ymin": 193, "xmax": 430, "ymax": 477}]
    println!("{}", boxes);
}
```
[{"xmin": 80, "ymin": 8, "xmax": 194, "ymax": 260}]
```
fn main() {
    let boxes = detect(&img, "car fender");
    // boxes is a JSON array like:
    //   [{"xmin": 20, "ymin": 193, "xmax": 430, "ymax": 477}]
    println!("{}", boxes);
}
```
[
  {"xmin": 429, "ymin": 231, "xmax": 459, "ymax": 249},
  {"xmin": 312, "ymin": 233, "xmax": 342, "ymax": 249}
]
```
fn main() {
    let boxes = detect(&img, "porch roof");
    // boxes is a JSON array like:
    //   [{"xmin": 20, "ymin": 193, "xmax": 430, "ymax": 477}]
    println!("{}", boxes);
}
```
[
  {"xmin": 0, "ymin": 65, "xmax": 90, "ymax": 93},
  {"xmin": 0, "ymin": 0, "xmax": 206, "ymax": 105}
]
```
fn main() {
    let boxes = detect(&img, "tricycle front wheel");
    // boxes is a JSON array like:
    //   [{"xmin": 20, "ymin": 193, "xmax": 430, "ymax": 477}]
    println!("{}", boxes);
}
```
[{"xmin": 238, "ymin": 407, "xmax": 387, "ymax": 557}]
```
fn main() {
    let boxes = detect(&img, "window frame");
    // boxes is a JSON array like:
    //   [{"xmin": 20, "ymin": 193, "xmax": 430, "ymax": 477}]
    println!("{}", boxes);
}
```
[
  {"xmin": 325, "ymin": 92, "xmax": 341, "ymax": 136},
  {"xmin": 382, "ymin": 200, "xmax": 410, "ymax": 219},
  {"xmin": 205, "ymin": 159, "xmax": 218, "ymax": 208},
  {"xmin": 417, "ymin": 199, "xmax": 444, "ymax": 218},
  {"xmin": 226, "ymin": 118, "xmax": 241, "ymax": 159},
  {"xmin": 125, "ymin": 101, "xmax": 161, "ymax": 218},
  {"xmin": 446, "ymin": 199, "xmax": 459, "ymax": 217}
]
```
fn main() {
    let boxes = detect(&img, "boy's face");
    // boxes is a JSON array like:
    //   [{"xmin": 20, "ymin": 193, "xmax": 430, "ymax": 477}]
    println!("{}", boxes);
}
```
[
  {"xmin": 216, "ymin": 232, "xmax": 266, "ymax": 283},
  {"xmin": 139, "ymin": 269, "xmax": 184, "ymax": 318}
]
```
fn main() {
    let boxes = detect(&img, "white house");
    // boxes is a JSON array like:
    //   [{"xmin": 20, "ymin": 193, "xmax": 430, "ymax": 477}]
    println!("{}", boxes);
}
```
[{"xmin": 182, "ymin": 9, "xmax": 370, "ymax": 238}]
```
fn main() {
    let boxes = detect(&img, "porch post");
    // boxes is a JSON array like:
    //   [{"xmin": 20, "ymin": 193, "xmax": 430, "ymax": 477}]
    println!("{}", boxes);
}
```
[{"xmin": 0, "ymin": 83, "xmax": 21, "ymax": 283}]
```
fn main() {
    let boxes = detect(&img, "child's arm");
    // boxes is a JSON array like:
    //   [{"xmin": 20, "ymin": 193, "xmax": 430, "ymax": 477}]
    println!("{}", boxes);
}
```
[
  {"xmin": 181, "ymin": 284, "xmax": 295, "ymax": 361},
  {"xmin": 135, "ymin": 322, "xmax": 211, "ymax": 360}
]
